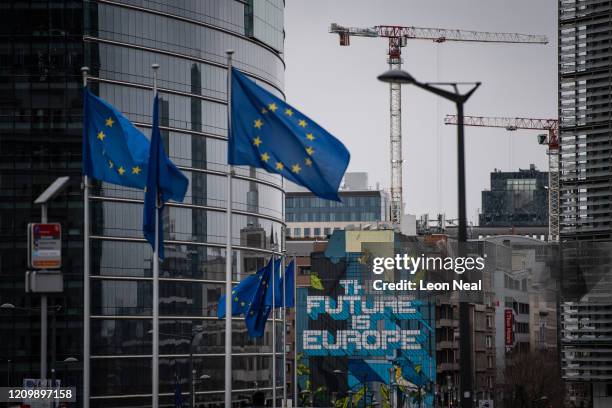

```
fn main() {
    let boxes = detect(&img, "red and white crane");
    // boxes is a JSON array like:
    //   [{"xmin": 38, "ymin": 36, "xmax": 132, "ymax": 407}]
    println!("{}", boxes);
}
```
[
  {"xmin": 444, "ymin": 115, "xmax": 560, "ymax": 241},
  {"xmin": 330, "ymin": 23, "xmax": 548, "ymax": 228}
]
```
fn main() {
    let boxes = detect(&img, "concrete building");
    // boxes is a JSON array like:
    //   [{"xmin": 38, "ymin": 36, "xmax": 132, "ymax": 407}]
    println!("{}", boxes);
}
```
[{"xmin": 0, "ymin": 1, "xmax": 285, "ymax": 406}]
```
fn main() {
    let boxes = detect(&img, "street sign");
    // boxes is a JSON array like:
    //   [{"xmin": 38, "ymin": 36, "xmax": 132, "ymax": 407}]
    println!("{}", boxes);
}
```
[
  {"xmin": 27, "ymin": 223, "xmax": 61, "ymax": 269},
  {"xmin": 504, "ymin": 308, "xmax": 514, "ymax": 346}
]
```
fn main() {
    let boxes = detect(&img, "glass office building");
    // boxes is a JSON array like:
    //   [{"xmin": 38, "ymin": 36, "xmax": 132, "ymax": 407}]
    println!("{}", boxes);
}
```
[
  {"xmin": 1, "ymin": 1, "xmax": 285, "ymax": 406},
  {"xmin": 479, "ymin": 165, "xmax": 548, "ymax": 227},
  {"xmin": 286, "ymin": 190, "xmax": 390, "ymax": 239}
]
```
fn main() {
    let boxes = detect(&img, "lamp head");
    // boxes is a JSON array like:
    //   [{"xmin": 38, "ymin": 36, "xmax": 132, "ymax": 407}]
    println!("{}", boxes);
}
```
[{"xmin": 377, "ymin": 69, "xmax": 416, "ymax": 85}]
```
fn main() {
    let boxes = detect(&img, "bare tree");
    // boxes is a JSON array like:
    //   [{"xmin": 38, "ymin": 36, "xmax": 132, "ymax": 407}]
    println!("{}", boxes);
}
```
[{"xmin": 501, "ymin": 349, "xmax": 564, "ymax": 408}]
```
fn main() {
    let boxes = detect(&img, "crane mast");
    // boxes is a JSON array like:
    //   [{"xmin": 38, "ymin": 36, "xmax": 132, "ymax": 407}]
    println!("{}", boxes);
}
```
[
  {"xmin": 330, "ymin": 23, "xmax": 548, "ymax": 229},
  {"xmin": 444, "ymin": 115, "xmax": 560, "ymax": 241}
]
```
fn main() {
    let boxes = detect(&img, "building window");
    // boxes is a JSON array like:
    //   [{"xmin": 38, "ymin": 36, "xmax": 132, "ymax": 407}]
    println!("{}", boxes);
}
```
[
  {"xmin": 486, "ymin": 315, "xmax": 493, "ymax": 328},
  {"xmin": 314, "ymin": 228, "xmax": 321, "ymax": 236},
  {"xmin": 485, "ymin": 336, "xmax": 492, "ymax": 348},
  {"xmin": 324, "ymin": 227, "xmax": 331, "ymax": 236},
  {"xmin": 487, "ymin": 355, "xmax": 493, "ymax": 369},
  {"xmin": 293, "ymin": 228, "xmax": 301, "ymax": 237},
  {"xmin": 303, "ymin": 228, "xmax": 311, "ymax": 237}
]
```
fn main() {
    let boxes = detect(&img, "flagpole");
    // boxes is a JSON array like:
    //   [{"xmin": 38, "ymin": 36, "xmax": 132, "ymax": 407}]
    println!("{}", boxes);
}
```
[
  {"xmin": 281, "ymin": 176, "xmax": 287, "ymax": 408},
  {"xmin": 292, "ymin": 254, "xmax": 297, "ymax": 408},
  {"xmin": 151, "ymin": 62, "xmax": 160, "ymax": 408},
  {"xmin": 272, "ymin": 252, "xmax": 277, "ymax": 408},
  {"xmin": 282, "ymin": 248, "xmax": 287, "ymax": 407},
  {"xmin": 225, "ymin": 49, "xmax": 235, "ymax": 408},
  {"xmin": 81, "ymin": 66, "xmax": 91, "ymax": 408}
]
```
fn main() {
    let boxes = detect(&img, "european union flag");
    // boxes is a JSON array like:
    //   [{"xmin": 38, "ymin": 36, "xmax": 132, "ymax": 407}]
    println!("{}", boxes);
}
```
[
  {"xmin": 280, "ymin": 260, "xmax": 295, "ymax": 308},
  {"xmin": 217, "ymin": 268, "xmax": 264, "ymax": 319},
  {"xmin": 143, "ymin": 94, "xmax": 189, "ymax": 260},
  {"xmin": 228, "ymin": 68, "xmax": 350, "ymax": 201},
  {"xmin": 82, "ymin": 88, "xmax": 149, "ymax": 188},
  {"xmin": 245, "ymin": 257, "xmax": 281, "ymax": 338}
]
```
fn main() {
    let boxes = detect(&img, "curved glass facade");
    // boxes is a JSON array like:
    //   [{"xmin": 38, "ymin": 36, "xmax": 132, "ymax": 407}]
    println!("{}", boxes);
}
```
[
  {"xmin": 84, "ymin": 0, "xmax": 286, "ymax": 406},
  {"xmin": 0, "ymin": 1, "xmax": 285, "ymax": 407}
]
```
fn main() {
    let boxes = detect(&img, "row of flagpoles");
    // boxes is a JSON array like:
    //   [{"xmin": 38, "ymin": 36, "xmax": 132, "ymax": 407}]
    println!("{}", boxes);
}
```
[{"xmin": 81, "ymin": 45, "xmax": 349, "ymax": 407}]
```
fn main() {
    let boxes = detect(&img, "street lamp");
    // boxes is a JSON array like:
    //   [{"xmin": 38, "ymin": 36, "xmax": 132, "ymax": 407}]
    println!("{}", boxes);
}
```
[
  {"xmin": 378, "ymin": 69, "xmax": 480, "ymax": 408},
  {"xmin": 149, "ymin": 325, "xmax": 203, "ymax": 407}
]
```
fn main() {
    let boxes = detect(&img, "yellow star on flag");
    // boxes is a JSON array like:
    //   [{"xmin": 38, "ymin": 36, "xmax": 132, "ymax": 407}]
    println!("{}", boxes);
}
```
[
  {"xmin": 268, "ymin": 103, "xmax": 278, "ymax": 112},
  {"xmin": 253, "ymin": 136, "xmax": 262, "ymax": 147},
  {"xmin": 254, "ymin": 119, "xmax": 263, "ymax": 129},
  {"xmin": 105, "ymin": 117, "xmax": 114, "ymax": 127},
  {"xmin": 305, "ymin": 158, "xmax": 313, "ymax": 167},
  {"xmin": 132, "ymin": 166, "xmax": 141, "ymax": 175},
  {"xmin": 306, "ymin": 146, "xmax": 315, "ymax": 156},
  {"xmin": 276, "ymin": 162, "xmax": 284, "ymax": 170},
  {"xmin": 306, "ymin": 133, "xmax": 315, "ymax": 141},
  {"xmin": 291, "ymin": 164, "xmax": 302, "ymax": 174},
  {"xmin": 97, "ymin": 131, "xmax": 106, "ymax": 141},
  {"xmin": 298, "ymin": 119, "xmax": 307, "ymax": 128},
  {"xmin": 118, "ymin": 166, "xmax": 126, "ymax": 175},
  {"xmin": 108, "ymin": 161, "xmax": 114, "ymax": 168},
  {"xmin": 261, "ymin": 152, "xmax": 270, "ymax": 162},
  {"xmin": 261, "ymin": 108, "xmax": 268, "ymax": 114},
  {"xmin": 285, "ymin": 108, "xmax": 293, "ymax": 116}
]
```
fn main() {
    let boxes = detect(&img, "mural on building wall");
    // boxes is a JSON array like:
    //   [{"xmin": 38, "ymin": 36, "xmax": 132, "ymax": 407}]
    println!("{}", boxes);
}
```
[{"xmin": 296, "ymin": 231, "xmax": 436, "ymax": 408}]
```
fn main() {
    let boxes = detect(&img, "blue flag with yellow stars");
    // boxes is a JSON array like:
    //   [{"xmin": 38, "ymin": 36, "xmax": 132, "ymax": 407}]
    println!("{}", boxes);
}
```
[
  {"xmin": 143, "ymin": 93, "xmax": 189, "ymax": 260},
  {"xmin": 82, "ymin": 88, "xmax": 149, "ymax": 188},
  {"xmin": 244, "ymin": 257, "xmax": 281, "ymax": 338},
  {"xmin": 228, "ymin": 68, "xmax": 350, "ymax": 201},
  {"xmin": 279, "ymin": 260, "xmax": 295, "ymax": 308},
  {"xmin": 217, "ymin": 267, "xmax": 264, "ymax": 319}
]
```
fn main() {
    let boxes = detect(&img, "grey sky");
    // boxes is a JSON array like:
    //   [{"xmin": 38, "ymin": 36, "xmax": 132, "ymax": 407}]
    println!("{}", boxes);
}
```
[{"xmin": 284, "ymin": 0, "xmax": 557, "ymax": 223}]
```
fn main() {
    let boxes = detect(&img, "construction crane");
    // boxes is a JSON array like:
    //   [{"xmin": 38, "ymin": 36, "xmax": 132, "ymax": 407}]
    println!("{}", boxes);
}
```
[
  {"xmin": 444, "ymin": 115, "xmax": 559, "ymax": 241},
  {"xmin": 330, "ymin": 23, "xmax": 548, "ymax": 229}
]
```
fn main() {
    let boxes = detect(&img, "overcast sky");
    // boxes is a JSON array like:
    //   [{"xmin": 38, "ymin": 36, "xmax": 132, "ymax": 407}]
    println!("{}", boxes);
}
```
[{"xmin": 283, "ymin": 0, "xmax": 557, "ymax": 223}]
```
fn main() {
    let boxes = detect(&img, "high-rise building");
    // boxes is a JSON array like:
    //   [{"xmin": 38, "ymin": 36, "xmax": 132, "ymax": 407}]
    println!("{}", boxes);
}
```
[
  {"xmin": 559, "ymin": 1, "xmax": 612, "ymax": 241},
  {"xmin": 0, "ymin": 1, "xmax": 285, "ymax": 406},
  {"xmin": 479, "ymin": 165, "xmax": 548, "ymax": 228},
  {"xmin": 559, "ymin": 2, "xmax": 612, "ymax": 406}
]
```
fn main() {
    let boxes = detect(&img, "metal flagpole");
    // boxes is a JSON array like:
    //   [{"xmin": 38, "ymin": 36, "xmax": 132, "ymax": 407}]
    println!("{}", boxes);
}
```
[
  {"xmin": 151, "ymin": 62, "xmax": 160, "ymax": 408},
  {"xmin": 282, "ymin": 249, "xmax": 287, "ymax": 408},
  {"xmin": 292, "ymin": 255, "xmax": 297, "ymax": 408},
  {"xmin": 224, "ymin": 49, "xmax": 234, "ymax": 408},
  {"xmin": 272, "ymin": 252, "xmax": 277, "ymax": 408},
  {"xmin": 281, "ymin": 177, "xmax": 287, "ymax": 408},
  {"xmin": 81, "ymin": 66, "xmax": 91, "ymax": 408}
]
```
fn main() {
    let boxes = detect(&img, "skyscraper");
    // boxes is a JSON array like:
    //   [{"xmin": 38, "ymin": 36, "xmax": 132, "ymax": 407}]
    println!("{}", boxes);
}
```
[
  {"xmin": 0, "ymin": 1, "xmax": 285, "ymax": 406},
  {"xmin": 559, "ymin": 0, "xmax": 612, "ymax": 241},
  {"xmin": 559, "ymin": 2, "xmax": 612, "ymax": 406}
]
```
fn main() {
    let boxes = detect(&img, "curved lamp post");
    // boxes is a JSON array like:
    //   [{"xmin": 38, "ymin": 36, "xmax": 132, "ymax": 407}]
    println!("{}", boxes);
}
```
[{"xmin": 378, "ymin": 70, "xmax": 480, "ymax": 408}]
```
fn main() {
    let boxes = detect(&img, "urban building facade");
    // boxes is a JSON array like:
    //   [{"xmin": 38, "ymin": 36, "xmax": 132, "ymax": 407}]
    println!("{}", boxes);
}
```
[
  {"xmin": 479, "ymin": 165, "xmax": 548, "ymax": 228},
  {"xmin": 559, "ymin": 1, "xmax": 612, "ymax": 406},
  {"xmin": 286, "ymin": 189, "xmax": 391, "ymax": 239},
  {"xmin": 559, "ymin": 0, "xmax": 612, "ymax": 241},
  {"xmin": 0, "ymin": 1, "xmax": 286, "ymax": 407}
]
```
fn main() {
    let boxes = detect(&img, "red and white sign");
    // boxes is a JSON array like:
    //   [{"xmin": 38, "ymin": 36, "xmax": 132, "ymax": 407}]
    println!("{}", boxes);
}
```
[
  {"xmin": 504, "ymin": 308, "xmax": 514, "ymax": 346},
  {"xmin": 28, "ymin": 223, "xmax": 62, "ymax": 269}
]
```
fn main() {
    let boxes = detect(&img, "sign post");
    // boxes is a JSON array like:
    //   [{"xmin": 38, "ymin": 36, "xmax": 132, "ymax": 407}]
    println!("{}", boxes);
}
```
[{"xmin": 28, "ymin": 223, "xmax": 62, "ymax": 270}]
